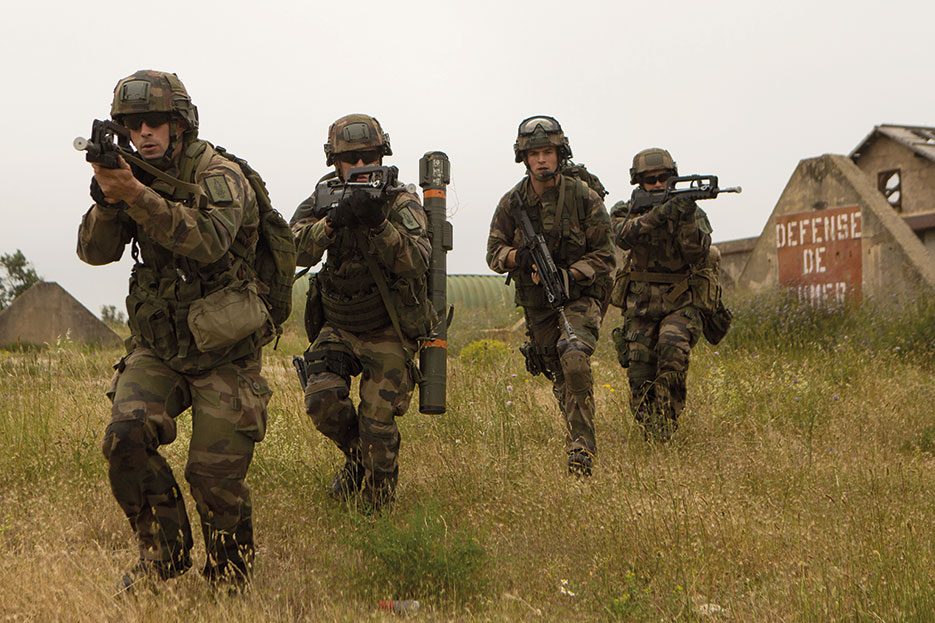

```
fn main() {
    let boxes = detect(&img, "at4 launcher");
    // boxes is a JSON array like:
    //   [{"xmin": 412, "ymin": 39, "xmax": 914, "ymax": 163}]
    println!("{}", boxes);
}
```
[{"xmin": 627, "ymin": 174, "xmax": 741, "ymax": 215}]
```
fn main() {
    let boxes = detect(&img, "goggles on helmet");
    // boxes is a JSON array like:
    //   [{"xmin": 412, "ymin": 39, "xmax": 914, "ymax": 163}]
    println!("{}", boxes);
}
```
[{"xmin": 517, "ymin": 116, "xmax": 562, "ymax": 136}]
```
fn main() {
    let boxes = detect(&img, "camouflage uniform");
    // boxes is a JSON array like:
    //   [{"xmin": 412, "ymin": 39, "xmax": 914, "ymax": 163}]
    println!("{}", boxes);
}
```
[
  {"xmin": 77, "ymin": 70, "xmax": 271, "ymax": 585},
  {"xmin": 292, "ymin": 115, "xmax": 431, "ymax": 509},
  {"xmin": 611, "ymin": 190, "xmax": 712, "ymax": 440},
  {"xmin": 487, "ymin": 175, "xmax": 615, "ymax": 460}
]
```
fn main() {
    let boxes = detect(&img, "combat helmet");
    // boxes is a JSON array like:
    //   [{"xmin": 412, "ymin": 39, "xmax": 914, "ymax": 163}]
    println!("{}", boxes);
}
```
[
  {"xmin": 110, "ymin": 70, "xmax": 199, "ymax": 133},
  {"xmin": 630, "ymin": 148, "xmax": 677, "ymax": 184},
  {"xmin": 324, "ymin": 114, "xmax": 392, "ymax": 166},
  {"xmin": 513, "ymin": 115, "xmax": 572, "ymax": 163}
]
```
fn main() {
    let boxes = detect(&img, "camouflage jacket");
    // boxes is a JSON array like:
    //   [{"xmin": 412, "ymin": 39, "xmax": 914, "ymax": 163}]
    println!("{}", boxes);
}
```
[
  {"xmin": 610, "ymin": 197, "xmax": 712, "ymax": 317},
  {"xmin": 291, "ymin": 175, "xmax": 431, "ymax": 322},
  {"xmin": 487, "ymin": 175, "xmax": 615, "ymax": 310},
  {"xmin": 77, "ymin": 139, "xmax": 262, "ymax": 370}
]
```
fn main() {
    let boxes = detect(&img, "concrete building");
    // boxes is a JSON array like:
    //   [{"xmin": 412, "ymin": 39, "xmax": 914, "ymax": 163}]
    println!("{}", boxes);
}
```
[
  {"xmin": 850, "ymin": 124, "xmax": 935, "ymax": 253},
  {"xmin": 736, "ymin": 154, "xmax": 935, "ymax": 302},
  {"xmin": 719, "ymin": 124, "xmax": 935, "ymax": 302},
  {"xmin": 0, "ymin": 281, "xmax": 121, "ymax": 347}
]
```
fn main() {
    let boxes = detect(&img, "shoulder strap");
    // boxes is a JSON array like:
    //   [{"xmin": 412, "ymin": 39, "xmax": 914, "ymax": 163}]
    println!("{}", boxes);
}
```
[{"xmin": 354, "ymin": 231, "xmax": 422, "ymax": 383}]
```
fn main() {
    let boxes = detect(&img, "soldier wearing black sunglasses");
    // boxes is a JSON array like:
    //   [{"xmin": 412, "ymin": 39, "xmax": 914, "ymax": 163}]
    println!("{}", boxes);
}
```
[{"xmin": 608, "ymin": 148, "xmax": 714, "ymax": 442}]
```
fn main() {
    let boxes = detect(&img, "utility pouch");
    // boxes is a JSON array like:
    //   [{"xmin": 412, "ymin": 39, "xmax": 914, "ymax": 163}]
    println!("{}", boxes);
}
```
[
  {"xmin": 690, "ymin": 267, "xmax": 720, "ymax": 315},
  {"xmin": 304, "ymin": 273, "xmax": 325, "ymax": 343},
  {"xmin": 611, "ymin": 324, "xmax": 630, "ymax": 368},
  {"xmin": 702, "ymin": 300, "xmax": 733, "ymax": 345},
  {"xmin": 389, "ymin": 275, "xmax": 437, "ymax": 340},
  {"xmin": 609, "ymin": 270, "xmax": 631, "ymax": 309},
  {"xmin": 187, "ymin": 280, "xmax": 269, "ymax": 352}
]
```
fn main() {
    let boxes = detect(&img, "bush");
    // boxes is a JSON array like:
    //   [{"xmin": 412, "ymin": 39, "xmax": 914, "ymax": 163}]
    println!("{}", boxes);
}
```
[{"xmin": 347, "ymin": 501, "xmax": 489, "ymax": 606}]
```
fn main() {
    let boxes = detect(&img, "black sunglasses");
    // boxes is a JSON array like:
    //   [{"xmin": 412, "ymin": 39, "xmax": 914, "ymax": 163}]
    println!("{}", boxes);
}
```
[
  {"xmin": 121, "ymin": 112, "xmax": 171, "ymax": 131},
  {"xmin": 336, "ymin": 150, "xmax": 382, "ymax": 165},
  {"xmin": 641, "ymin": 172, "xmax": 674, "ymax": 185}
]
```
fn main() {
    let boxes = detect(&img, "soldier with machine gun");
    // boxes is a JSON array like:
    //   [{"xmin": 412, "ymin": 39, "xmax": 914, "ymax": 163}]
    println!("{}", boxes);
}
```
[
  {"xmin": 487, "ymin": 116, "xmax": 615, "ymax": 476},
  {"xmin": 610, "ymin": 148, "xmax": 738, "ymax": 442}
]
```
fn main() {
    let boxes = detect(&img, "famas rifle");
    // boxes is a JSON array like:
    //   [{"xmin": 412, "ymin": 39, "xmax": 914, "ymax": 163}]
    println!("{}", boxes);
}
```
[
  {"xmin": 627, "ymin": 174, "xmax": 741, "ymax": 215},
  {"xmin": 73, "ymin": 119, "xmax": 132, "ymax": 169}
]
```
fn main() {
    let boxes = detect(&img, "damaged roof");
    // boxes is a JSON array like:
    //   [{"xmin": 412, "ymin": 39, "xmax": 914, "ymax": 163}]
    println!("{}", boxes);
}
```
[{"xmin": 851, "ymin": 124, "xmax": 935, "ymax": 164}]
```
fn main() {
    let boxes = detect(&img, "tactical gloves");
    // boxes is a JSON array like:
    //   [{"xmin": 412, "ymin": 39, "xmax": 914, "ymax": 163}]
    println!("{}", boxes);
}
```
[
  {"xmin": 325, "ymin": 202, "xmax": 356, "ymax": 229},
  {"xmin": 514, "ymin": 246, "xmax": 535, "ymax": 274},
  {"xmin": 342, "ymin": 190, "xmax": 387, "ymax": 229},
  {"xmin": 90, "ymin": 177, "xmax": 125, "ymax": 210}
]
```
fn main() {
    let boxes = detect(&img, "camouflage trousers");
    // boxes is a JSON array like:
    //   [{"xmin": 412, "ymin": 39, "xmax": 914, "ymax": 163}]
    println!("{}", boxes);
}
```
[
  {"xmin": 303, "ymin": 323, "xmax": 415, "ymax": 504},
  {"xmin": 102, "ymin": 345, "xmax": 270, "ymax": 579},
  {"xmin": 619, "ymin": 306, "xmax": 702, "ymax": 430},
  {"xmin": 524, "ymin": 296, "xmax": 602, "ymax": 455}
]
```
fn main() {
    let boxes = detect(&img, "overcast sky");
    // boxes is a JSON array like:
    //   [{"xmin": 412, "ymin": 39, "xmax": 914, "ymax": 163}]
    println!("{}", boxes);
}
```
[{"xmin": 1, "ymin": 0, "xmax": 933, "ymax": 315}]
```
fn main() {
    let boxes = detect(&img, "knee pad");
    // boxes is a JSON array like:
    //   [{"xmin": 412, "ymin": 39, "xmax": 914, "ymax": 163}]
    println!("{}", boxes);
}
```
[
  {"xmin": 560, "ymin": 349, "xmax": 592, "ymax": 395},
  {"xmin": 101, "ymin": 419, "xmax": 148, "ymax": 463}
]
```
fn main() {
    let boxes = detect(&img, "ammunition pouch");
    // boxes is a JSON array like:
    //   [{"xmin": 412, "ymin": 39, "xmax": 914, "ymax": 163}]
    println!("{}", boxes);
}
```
[
  {"xmin": 388, "ymin": 275, "xmax": 437, "ymax": 341},
  {"xmin": 187, "ymin": 280, "xmax": 270, "ymax": 352},
  {"xmin": 701, "ymin": 300, "xmax": 732, "ymax": 345},
  {"xmin": 520, "ymin": 342, "xmax": 559, "ymax": 380},
  {"xmin": 609, "ymin": 269, "xmax": 630, "ymax": 309},
  {"xmin": 513, "ymin": 272, "xmax": 608, "ymax": 310},
  {"xmin": 304, "ymin": 273, "xmax": 325, "ymax": 343},
  {"xmin": 688, "ymin": 266, "xmax": 720, "ymax": 315},
  {"xmin": 304, "ymin": 348, "xmax": 363, "ymax": 382},
  {"xmin": 321, "ymin": 286, "xmax": 390, "ymax": 333},
  {"xmin": 611, "ymin": 323, "xmax": 629, "ymax": 368}
]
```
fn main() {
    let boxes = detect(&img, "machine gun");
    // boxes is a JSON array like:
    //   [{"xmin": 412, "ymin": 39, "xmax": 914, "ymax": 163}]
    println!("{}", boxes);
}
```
[
  {"xmin": 627, "ymin": 174, "xmax": 741, "ymax": 215},
  {"xmin": 73, "ymin": 119, "xmax": 132, "ymax": 169},
  {"xmin": 515, "ymin": 209, "xmax": 578, "ymax": 342}
]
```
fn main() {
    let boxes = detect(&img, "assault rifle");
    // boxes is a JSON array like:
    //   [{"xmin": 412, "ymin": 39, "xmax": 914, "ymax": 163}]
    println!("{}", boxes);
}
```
[
  {"xmin": 627, "ymin": 174, "xmax": 742, "ymax": 215},
  {"xmin": 515, "ymin": 209, "xmax": 578, "ymax": 341},
  {"xmin": 313, "ymin": 165, "xmax": 402, "ymax": 216},
  {"xmin": 73, "ymin": 119, "xmax": 132, "ymax": 169}
]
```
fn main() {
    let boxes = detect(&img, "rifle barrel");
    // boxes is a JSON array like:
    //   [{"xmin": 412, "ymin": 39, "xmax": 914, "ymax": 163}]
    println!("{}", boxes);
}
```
[{"xmin": 720, "ymin": 186, "xmax": 742, "ymax": 194}]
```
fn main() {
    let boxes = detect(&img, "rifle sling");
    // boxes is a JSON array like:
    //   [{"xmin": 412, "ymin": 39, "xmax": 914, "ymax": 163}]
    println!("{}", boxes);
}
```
[
  {"xmin": 355, "ymin": 231, "xmax": 422, "ymax": 384},
  {"xmin": 118, "ymin": 147, "xmax": 209, "ymax": 207}
]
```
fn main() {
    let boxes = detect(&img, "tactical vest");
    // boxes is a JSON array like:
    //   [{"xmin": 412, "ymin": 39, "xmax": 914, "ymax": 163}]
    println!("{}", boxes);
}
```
[
  {"xmin": 612, "ymin": 203, "xmax": 719, "ymax": 313},
  {"xmin": 126, "ymin": 139, "xmax": 266, "ymax": 373},
  {"xmin": 311, "ymin": 181, "xmax": 435, "ymax": 339},
  {"xmin": 509, "ymin": 176, "xmax": 609, "ymax": 309}
]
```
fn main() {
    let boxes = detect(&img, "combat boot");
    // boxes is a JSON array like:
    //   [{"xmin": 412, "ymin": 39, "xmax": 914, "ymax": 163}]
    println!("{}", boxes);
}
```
[
  {"xmin": 567, "ymin": 450, "xmax": 593, "ymax": 477},
  {"xmin": 329, "ymin": 457, "xmax": 365, "ymax": 501},
  {"xmin": 115, "ymin": 550, "xmax": 192, "ymax": 595}
]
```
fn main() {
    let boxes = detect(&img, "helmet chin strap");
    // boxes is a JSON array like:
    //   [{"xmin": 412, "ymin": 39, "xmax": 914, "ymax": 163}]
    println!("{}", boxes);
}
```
[
  {"xmin": 142, "ymin": 117, "xmax": 183, "ymax": 170},
  {"xmin": 526, "ymin": 164, "xmax": 559, "ymax": 183}
]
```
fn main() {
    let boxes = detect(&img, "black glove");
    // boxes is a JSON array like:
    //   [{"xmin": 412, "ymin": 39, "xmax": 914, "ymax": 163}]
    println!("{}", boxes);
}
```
[
  {"xmin": 90, "ymin": 177, "xmax": 124, "ymax": 209},
  {"xmin": 344, "ymin": 190, "xmax": 386, "ymax": 229},
  {"xmin": 514, "ymin": 246, "xmax": 535, "ymax": 274},
  {"xmin": 325, "ymin": 201, "xmax": 356, "ymax": 229}
]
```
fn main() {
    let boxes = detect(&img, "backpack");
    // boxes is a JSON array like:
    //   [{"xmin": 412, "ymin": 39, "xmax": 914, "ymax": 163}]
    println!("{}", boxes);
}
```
[
  {"xmin": 212, "ymin": 146, "xmax": 298, "ymax": 331},
  {"xmin": 560, "ymin": 162, "xmax": 609, "ymax": 197}
]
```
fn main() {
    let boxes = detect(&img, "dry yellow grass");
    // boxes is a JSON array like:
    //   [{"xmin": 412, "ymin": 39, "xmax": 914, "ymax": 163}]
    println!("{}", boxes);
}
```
[{"xmin": 2, "ymin": 317, "xmax": 935, "ymax": 621}]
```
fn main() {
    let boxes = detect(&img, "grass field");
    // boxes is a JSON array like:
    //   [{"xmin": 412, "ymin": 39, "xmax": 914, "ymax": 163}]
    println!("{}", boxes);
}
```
[{"xmin": 2, "ymin": 293, "xmax": 935, "ymax": 621}]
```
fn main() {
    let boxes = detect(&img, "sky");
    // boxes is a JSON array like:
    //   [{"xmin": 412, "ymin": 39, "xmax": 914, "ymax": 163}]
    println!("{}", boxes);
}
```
[{"xmin": 1, "ymin": 0, "xmax": 933, "ymax": 316}]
